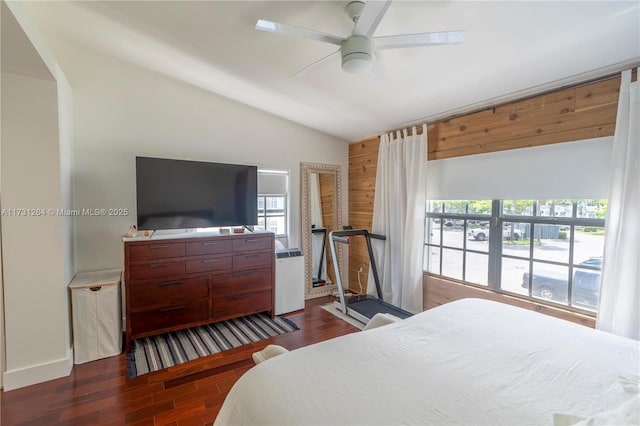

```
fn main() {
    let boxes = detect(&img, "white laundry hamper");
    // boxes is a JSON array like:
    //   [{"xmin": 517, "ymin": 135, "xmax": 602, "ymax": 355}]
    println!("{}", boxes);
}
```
[{"xmin": 69, "ymin": 269, "xmax": 122, "ymax": 364}]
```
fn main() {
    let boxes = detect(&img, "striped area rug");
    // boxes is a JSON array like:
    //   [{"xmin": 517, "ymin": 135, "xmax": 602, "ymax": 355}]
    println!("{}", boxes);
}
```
[{"xmin": 127, "ymin": 313, "xmax": 298, "ymax": 378}]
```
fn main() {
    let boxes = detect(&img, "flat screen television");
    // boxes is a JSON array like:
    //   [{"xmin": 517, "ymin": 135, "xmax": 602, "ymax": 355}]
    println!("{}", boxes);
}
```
[{"xmin": 136, "ymin": 156, "xmax": 258, "ymax": 231}]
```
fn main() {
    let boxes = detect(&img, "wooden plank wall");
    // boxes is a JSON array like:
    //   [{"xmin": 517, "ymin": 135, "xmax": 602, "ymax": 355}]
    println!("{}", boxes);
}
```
[
  {"xmin": 347, "ymin": 140, "xmax": 379, "ymax": 292},
  {"xmin": 347, "ymin": 74, "xmax": 625, "ymax": 296},
  {"xmin": 319, "ymin": 173, "xmax": 336, "ymax": 284},
  {"xmin": 427, "ymin": 76, "xmax": 621, "ymax": 160}
]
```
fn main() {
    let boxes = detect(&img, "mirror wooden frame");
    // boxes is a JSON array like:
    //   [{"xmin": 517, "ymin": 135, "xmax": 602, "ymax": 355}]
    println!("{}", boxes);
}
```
[{"xmin": 300, "ymin": 162, "xmax": 343, "ymax": 299}]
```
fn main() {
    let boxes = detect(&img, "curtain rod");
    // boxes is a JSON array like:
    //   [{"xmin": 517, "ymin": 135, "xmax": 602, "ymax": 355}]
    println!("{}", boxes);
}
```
[{"xmin": 375, "ymin": 63, "xmax": 639, "ymax": 139}]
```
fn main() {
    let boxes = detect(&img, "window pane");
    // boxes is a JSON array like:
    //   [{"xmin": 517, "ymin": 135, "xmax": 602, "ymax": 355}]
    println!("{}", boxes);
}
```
[
  {"xmin": 442, "ymin": 221, "xmax": 465, "ymax": 249},
  {"xmin": 577, "ymin": 199, "xmax": 607, "ymax": 219},
  {"xmin": 501, "ymin": 257, "xmax": 529, "ymax": 296},
  {"xmin": 573, "ymin": 227, "xmax": 605, "ymax": 265},
  {"xmin": 502, "ymin": 200, "xmax": 534, "ymax": 216},
  {"xmin": 266, "ymin": 216, "xmax": 285, "ymax": 234},
  {"xmin": 266, "ymin": 196, "xmax": 285, "ymax": 213},
  {"xmin": 530, "ymin": 262, "xmax": 569, "ymax": 305},
  {"xmin": 572, "ymin": 267, "xmax": 601, "ymax": 311},
  {"xmin": 468, "ymin": 200, "xmax": 492, "ymax": 215},
  {"xmin": 466, "ymin": 233, "xmax": 489, "ymax": 253},
  {"xmin": 441, "ymin": 248, "xmax": 463, "ymax": 280},
  {"xmin": 536, "ymin": 199, "xmax": 573, "ymax": 217},
  {"xmin": 257, "ymin": 197, "xmax": 265, "ymax": 211},
  {"xmin": 426, "ymin": 218, "xmax": 441, "ymax": 245},
  {"xmin": 465, "ymin": 252, "xmax": 488, "ymax": 286},
  {"xmin": 424, "ymin": 245, "xmax": 440, "ymax": 274},
  {"xmin": 256, "ymin": 217, "xmax": 265, "ymax": 229},
  {"xmin": 501, "ymin": 222, "xmax": 530, "ymax": 259},
  {"xmin": 532, "ymin": 224, "xmax": 570, "ymax": 263},
  {"xmin": 442, "ymin": 218, "xmax": 464, "ymax": 229},
  {"xmin": 428, "ymin": 201, "xmax": 444, "ymax": 213},
  {"xmin": 444, "ymin": 200, "xmax": 466, "ymax": 214}
]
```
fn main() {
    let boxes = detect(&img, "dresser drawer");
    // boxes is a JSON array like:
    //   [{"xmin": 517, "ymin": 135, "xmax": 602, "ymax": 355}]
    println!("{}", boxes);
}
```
[
  {"xmin": 233, "ymin": 252, "xmax": 273, "ymax": 270},
  {"xmin": 186, "ymin": 239, "xmax": 233, "ymax": 256},
  {"xmin": 211, "ymin": 268, "xmax": 272, "ymax": 296},
  {"xmin": 130, "ymin": 260, "xmax": 185, "ymax": 280},
  {"xmin": 186, "ymin": 255, "xmax": 232, "ymax": 274},
  {"xmin": 212, "ymin": 290, "xmax": 272, "ymax": 321},
  {"xmin": 131, "ymin": 299, "xmax": 209, "ymax": 336},
  {"xmin": 130, "ymin": 276, "xmax": 208, "ymax": 307},
  {"xmin": 129, "ymin": 243, "xmax": 185, "ymax": 260},
  {"xmin": 232, "ymin": 236, "xmax": 272, "ymax": 252}
]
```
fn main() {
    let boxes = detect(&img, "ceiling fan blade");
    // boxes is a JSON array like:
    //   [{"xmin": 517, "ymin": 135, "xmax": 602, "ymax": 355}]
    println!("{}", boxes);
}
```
[
  {"xmin": 256, "ymin": 19, "xmax": 345, "ymax": 46},
  {"xmin": 352, "ymin": 1, "xmax": 392, "ymax": 37},
  {"xmin": 290, "ymin": 49, "xmax": 341, "ymax": 79},
  {"xmin": 374, "ymin": 31, "xmax": 465, "ymax": 49}
]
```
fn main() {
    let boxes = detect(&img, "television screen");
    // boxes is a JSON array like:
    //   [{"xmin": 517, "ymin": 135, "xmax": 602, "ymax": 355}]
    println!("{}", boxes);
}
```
[{"xmin": 136, "ymin": 157, "xmax": 258, "ymax": 230}]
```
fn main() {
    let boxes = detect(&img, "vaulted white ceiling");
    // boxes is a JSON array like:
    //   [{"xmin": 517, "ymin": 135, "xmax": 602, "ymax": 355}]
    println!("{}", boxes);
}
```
[{"xmin": 23, "ymin": 1, "xmax": 640, "ymax": 141}]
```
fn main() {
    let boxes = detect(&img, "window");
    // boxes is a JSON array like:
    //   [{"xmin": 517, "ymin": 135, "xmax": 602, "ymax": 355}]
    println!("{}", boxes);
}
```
[
  {"xmin": 257, "ymin": 195, "xmax": 286, "ymax": 236},
  {"xmin": 425, "ymin": 199, "xmax": 606, "ymax": 313},
  {"xmin": 255, "ymin": 170, "xmax": 289, "ymax": 244}
]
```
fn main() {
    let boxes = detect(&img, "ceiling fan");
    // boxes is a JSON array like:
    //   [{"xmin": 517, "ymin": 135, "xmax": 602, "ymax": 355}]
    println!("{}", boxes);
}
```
[{"xmin": 255, "ymin": 0, "xmax": 464, "ymax": 76}]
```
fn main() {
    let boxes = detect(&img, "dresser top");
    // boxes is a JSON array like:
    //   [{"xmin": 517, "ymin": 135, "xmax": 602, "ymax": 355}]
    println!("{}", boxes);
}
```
[{"xmin": 123, "ymin": 229, "xmax": 273, "ymax": 242}]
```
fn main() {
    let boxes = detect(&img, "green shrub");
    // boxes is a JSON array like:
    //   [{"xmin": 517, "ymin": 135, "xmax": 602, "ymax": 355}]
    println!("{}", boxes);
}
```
[{"xmin": 558, "ymin": 231, "xmax": 567, "ymax": 240}]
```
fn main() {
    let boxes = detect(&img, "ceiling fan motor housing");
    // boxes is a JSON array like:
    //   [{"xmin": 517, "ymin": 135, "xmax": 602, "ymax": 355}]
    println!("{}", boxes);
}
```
[{"xmin": 341, "ymin": 35, "xmax": 373, "ymax": 73}]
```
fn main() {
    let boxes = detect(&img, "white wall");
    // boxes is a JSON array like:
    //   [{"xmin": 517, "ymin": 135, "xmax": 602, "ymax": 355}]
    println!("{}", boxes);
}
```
[
  {"xmin": 0, "ymin": 72, "xmax": 72, "ymax": 389},
  {"xmin": 46, "ymin": 41, "xmax": 349, "ymax": 272},
  {"xmin": 1, "ymin": 1, "xmax": 75, "ymax": 390}
]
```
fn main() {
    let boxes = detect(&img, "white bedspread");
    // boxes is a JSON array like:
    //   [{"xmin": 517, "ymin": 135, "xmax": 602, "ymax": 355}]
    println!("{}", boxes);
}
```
[{"xmin": 215, "ymin": 298, "xmax": 640, "ymax": 425}]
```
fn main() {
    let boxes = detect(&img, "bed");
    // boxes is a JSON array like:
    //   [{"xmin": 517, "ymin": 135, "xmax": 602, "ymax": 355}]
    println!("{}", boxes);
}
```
[{"xmin": 214, "ymin": 298, "xmax": 640, "ymax": 425}]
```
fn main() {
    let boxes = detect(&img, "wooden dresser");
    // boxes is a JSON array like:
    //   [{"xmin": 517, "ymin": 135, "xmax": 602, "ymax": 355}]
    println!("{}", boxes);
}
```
[{"xmin": 123, "ymin": 231, "xmax": 275, "ymax": 351}]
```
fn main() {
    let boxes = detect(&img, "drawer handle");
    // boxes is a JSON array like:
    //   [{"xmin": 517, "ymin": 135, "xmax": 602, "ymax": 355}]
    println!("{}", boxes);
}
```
[
  {"xmin": 150, "ymin": 263, "xmax": 169, "ymax": 269},
  {"xmin": 232, "ymin": 293, "xmax": 253, "ymax": 300},
  {"xmin": 201, "ymin": 259, "xmax": 218, "ymax": 264},
  {"xmin": 202, "ymin": 242, "xmax": 218, "ymax": 246},
  {"xmin": 149, "ymin": 245, "xmax": 170, "ymax": 249},
  {"xmin": 89, "ymin": 286, "xmax": 102, "ymax": 292},
  {"xmin": 157, "ymin": 281, "xmax": 184, "ymax": 287},
  {"xmin": 246, "ymin": 239, "xmax": 261, "ymax": 243},
  {"xmin": 234, "ymin": 271, "xmax": 253, "ymax": 277},
  {"xmin": 245, "ymin": 255, "xmax": 260, "ymax": 259},
  {"xmin": 158, "ymin": 305, "xmax": 185, "ymax": 313}
]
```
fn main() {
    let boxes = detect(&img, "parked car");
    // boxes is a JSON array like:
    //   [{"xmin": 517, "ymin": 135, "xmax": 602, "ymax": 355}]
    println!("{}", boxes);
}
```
[
  {"xmin": 444, "ymin": 219, "xmax": 464, "ymax": 227},
  {"xmin": 468, "ymin": 225, "xmax": 521, "ymax": 241},
  {"xmin": 521, "ymin": 257, "xmax": 602, "ymax": 308}
]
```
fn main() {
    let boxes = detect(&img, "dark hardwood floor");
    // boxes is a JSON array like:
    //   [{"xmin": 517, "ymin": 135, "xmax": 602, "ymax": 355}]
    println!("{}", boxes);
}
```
[{"xmin": 1, "ymin": 296, "xmax": 358, "ymax": 426}]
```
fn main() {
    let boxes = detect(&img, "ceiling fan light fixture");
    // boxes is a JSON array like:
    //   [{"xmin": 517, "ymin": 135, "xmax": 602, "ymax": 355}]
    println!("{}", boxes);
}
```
[
  {"xmin": 342, "ymin": 53, "xmax": 373, "ymax": 73},
  {"xmin": 341, "ymin": 35, "xmax": 373, "ymax": 73}
]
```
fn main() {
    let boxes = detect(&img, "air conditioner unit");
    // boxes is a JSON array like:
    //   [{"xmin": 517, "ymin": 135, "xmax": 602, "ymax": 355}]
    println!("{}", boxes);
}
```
[{"xmin": 275, "ymin": 248, "xmax": 305, "ymax": 315}]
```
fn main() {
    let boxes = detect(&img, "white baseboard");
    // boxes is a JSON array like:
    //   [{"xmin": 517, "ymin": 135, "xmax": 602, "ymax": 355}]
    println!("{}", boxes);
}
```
[{"xmin": 2, "ymin": 350, "xmax": 73, "ymax": 391}]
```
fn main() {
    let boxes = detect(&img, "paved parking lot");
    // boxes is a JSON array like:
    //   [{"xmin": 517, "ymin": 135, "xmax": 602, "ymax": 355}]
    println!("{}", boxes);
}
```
[{"xmin": 425, "ymin": 226, "xmax": 604, "ymax": 299}]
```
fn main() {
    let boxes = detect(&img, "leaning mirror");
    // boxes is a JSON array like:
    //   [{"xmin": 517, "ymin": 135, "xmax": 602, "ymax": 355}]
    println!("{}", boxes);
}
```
[{"xmin": 300, "ymin": 162, "xmax": 342, "ymax": 299}]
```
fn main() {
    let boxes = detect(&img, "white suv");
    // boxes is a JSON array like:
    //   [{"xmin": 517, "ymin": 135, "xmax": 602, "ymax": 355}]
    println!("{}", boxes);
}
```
[{"xmin": 468, "ymin": 225, "xmax": 521, "ymax": 241}]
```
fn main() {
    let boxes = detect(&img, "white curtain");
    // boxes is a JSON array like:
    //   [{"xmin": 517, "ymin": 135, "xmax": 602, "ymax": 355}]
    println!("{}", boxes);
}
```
[
  {"xmin": 368, "ymin": 124, "xmax": 427, "ymax": 314},
  {"xmin": 597, "ymin": 69, "xmax": 640, "ymax": 340},
  {"xmin": 309, "ymin": 173, "xmax": 327, "ymax": 283}
]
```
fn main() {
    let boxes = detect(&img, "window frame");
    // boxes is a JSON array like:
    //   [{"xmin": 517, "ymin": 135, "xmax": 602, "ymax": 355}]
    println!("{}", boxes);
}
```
[{"xmin": 425, "ymin": 200, "xmax": 605, "ymax": 316}]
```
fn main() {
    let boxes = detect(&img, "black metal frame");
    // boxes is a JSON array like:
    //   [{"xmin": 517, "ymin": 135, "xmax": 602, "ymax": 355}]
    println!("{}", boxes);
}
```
[{"xmin": 330, "ymin": 229, "xmax": 413, "ymax": 323}]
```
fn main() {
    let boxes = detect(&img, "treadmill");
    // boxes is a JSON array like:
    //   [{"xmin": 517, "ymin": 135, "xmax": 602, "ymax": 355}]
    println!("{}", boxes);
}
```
[{"xmin": 329, "ymin": 229, "xmax": 413, "ymax": 324}]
